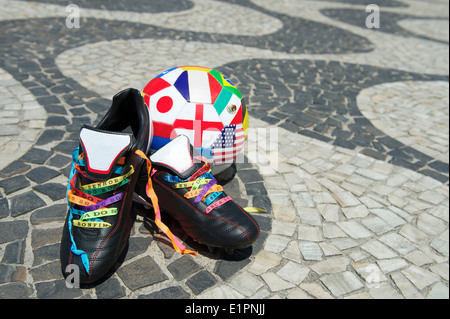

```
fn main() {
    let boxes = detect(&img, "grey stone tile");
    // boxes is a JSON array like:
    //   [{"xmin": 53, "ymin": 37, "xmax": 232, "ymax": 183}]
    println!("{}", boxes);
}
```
[
  {"xmin": 32, "ymin": 183, "xmax": 67, "ymax": 201},
  {"xmin": 1, "ymin": 240, "xmax": 26, "ymax": 264},
  {"xmin": 261, "ymin": 272, "xmax": 295, "ymax": 292},
  {"xmin": 0, "ymin": 282, "xmax": 33, "ymax": 299},
  {"xmin": 9, "ymin": 191, "xmax": 46, "ymax": 217},
  {"xmin": 35, "ymin": 279, "xmax": 83, "ymax": 299},
  {"xmin": 379, "ymin": 233, "xmax": 416, "ymax": 255},
  {"xmin": 361, "ymin": 240, "xmax": 398, "ymax": 259},
  {"xmin": 0, "ymin": 175, "xmax": 30, "ymax": 195},
  {"xmin": 167, "ymin": 255, "xmax": 201, "ymax": 281},
  {"xmin": 26, "ymin": 166, "xmax": 61, "ymax": 184},
  {"xmin": 320, "ymin": 271, "xmax": 364, "ymax": 297},
  {"xmin": 186, "ymin": 270, "xmax": 218, "ymax": 295},
  {"xmin": 336, "ymin": 220, "xmax": 372, "ymax": 239},
  {"xmin": 95, "ymin": 278, "xmax": 126, "ymax": 299},
  {"xmin": 117, "ymin": 256, "xmax": 168, "ymax": 291},
  {"xmin": 0, "ymin": 220, "xmax": 29, "ymax": 244},
  {"xmin": 19, "ymin": 148, "xmax": 53, "ymax": 164},
  {"xmin": 299, "ymin": 241, "xmax": 323, "ymax": 261},
  {"xmin": 139, "ymin": 286, "xmax": 190, "ymax": 299},
  {"xmin": 401, "ymin": 265, "xmax": 441, "ymax": 290}
]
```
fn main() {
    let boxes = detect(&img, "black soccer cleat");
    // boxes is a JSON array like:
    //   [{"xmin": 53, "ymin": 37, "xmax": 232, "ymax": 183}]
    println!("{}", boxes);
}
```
[
  {"xmin": 137, "ymin": 135, "xmax": 260, "ymax": 252},
  {"xmin": 60, "ymin": 88, "xmax": 152, "ymax": 284}
]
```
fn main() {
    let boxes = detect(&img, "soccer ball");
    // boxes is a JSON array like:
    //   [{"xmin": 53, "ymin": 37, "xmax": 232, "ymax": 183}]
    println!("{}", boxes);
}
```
[{"xmin": 142, "ymin": 66, "xmax": 249, "ymax": 174}]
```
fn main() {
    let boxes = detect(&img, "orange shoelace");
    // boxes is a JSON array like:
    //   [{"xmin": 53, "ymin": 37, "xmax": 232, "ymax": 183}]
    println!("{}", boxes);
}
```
[{"xmin": 135, "ymin": 150, "xmax": 197, "ymax": 255}]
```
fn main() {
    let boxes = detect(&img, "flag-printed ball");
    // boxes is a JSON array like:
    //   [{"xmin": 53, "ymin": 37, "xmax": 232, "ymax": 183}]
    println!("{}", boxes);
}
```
[{"xmin": 142, "ymin": 66, "xmax": 249, "ymax": 174}]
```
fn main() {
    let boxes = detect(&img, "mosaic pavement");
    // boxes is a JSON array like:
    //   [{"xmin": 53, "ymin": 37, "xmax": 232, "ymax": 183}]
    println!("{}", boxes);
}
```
[{"xmin": 0, "ymin": 0, "xmax": 448, "ymax": 299}]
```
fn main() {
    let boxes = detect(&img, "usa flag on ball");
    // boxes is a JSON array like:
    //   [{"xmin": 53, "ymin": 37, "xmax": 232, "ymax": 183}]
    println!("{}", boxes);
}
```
[{"xmin": 211, "ymin": 124, "xmax": 245, "ymax": 165}]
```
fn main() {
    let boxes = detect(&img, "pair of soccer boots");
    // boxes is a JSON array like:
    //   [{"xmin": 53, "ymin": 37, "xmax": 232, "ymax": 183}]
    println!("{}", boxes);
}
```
[{"xmin": 60, "ymin": 88, "xmax": 260, "ymax": 284}]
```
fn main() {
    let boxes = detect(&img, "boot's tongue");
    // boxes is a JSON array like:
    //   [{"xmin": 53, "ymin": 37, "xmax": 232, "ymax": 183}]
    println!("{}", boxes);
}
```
[
  {"xmin": 150, "ymin": 135, "xmax": 203, "ymax": 179},
  {"xmin": 79, "ymin": 125, "xmax": 133, "ymax": 181}
]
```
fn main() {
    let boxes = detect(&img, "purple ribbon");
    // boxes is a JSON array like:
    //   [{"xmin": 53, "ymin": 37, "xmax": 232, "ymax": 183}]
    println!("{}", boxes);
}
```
[
  {"xmin": 77, "ymin": 192, "xmax": 123, "ymax": 212},
  {"xmin": 194, "ymin": 178, "xmax": 217, "ymax": 205}
]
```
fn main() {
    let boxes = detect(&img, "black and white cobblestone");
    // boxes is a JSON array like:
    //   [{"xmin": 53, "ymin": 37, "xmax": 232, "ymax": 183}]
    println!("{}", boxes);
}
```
[{"xmin": 0, "ymin": 0, "xmax": 448, "ymax": 299}]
